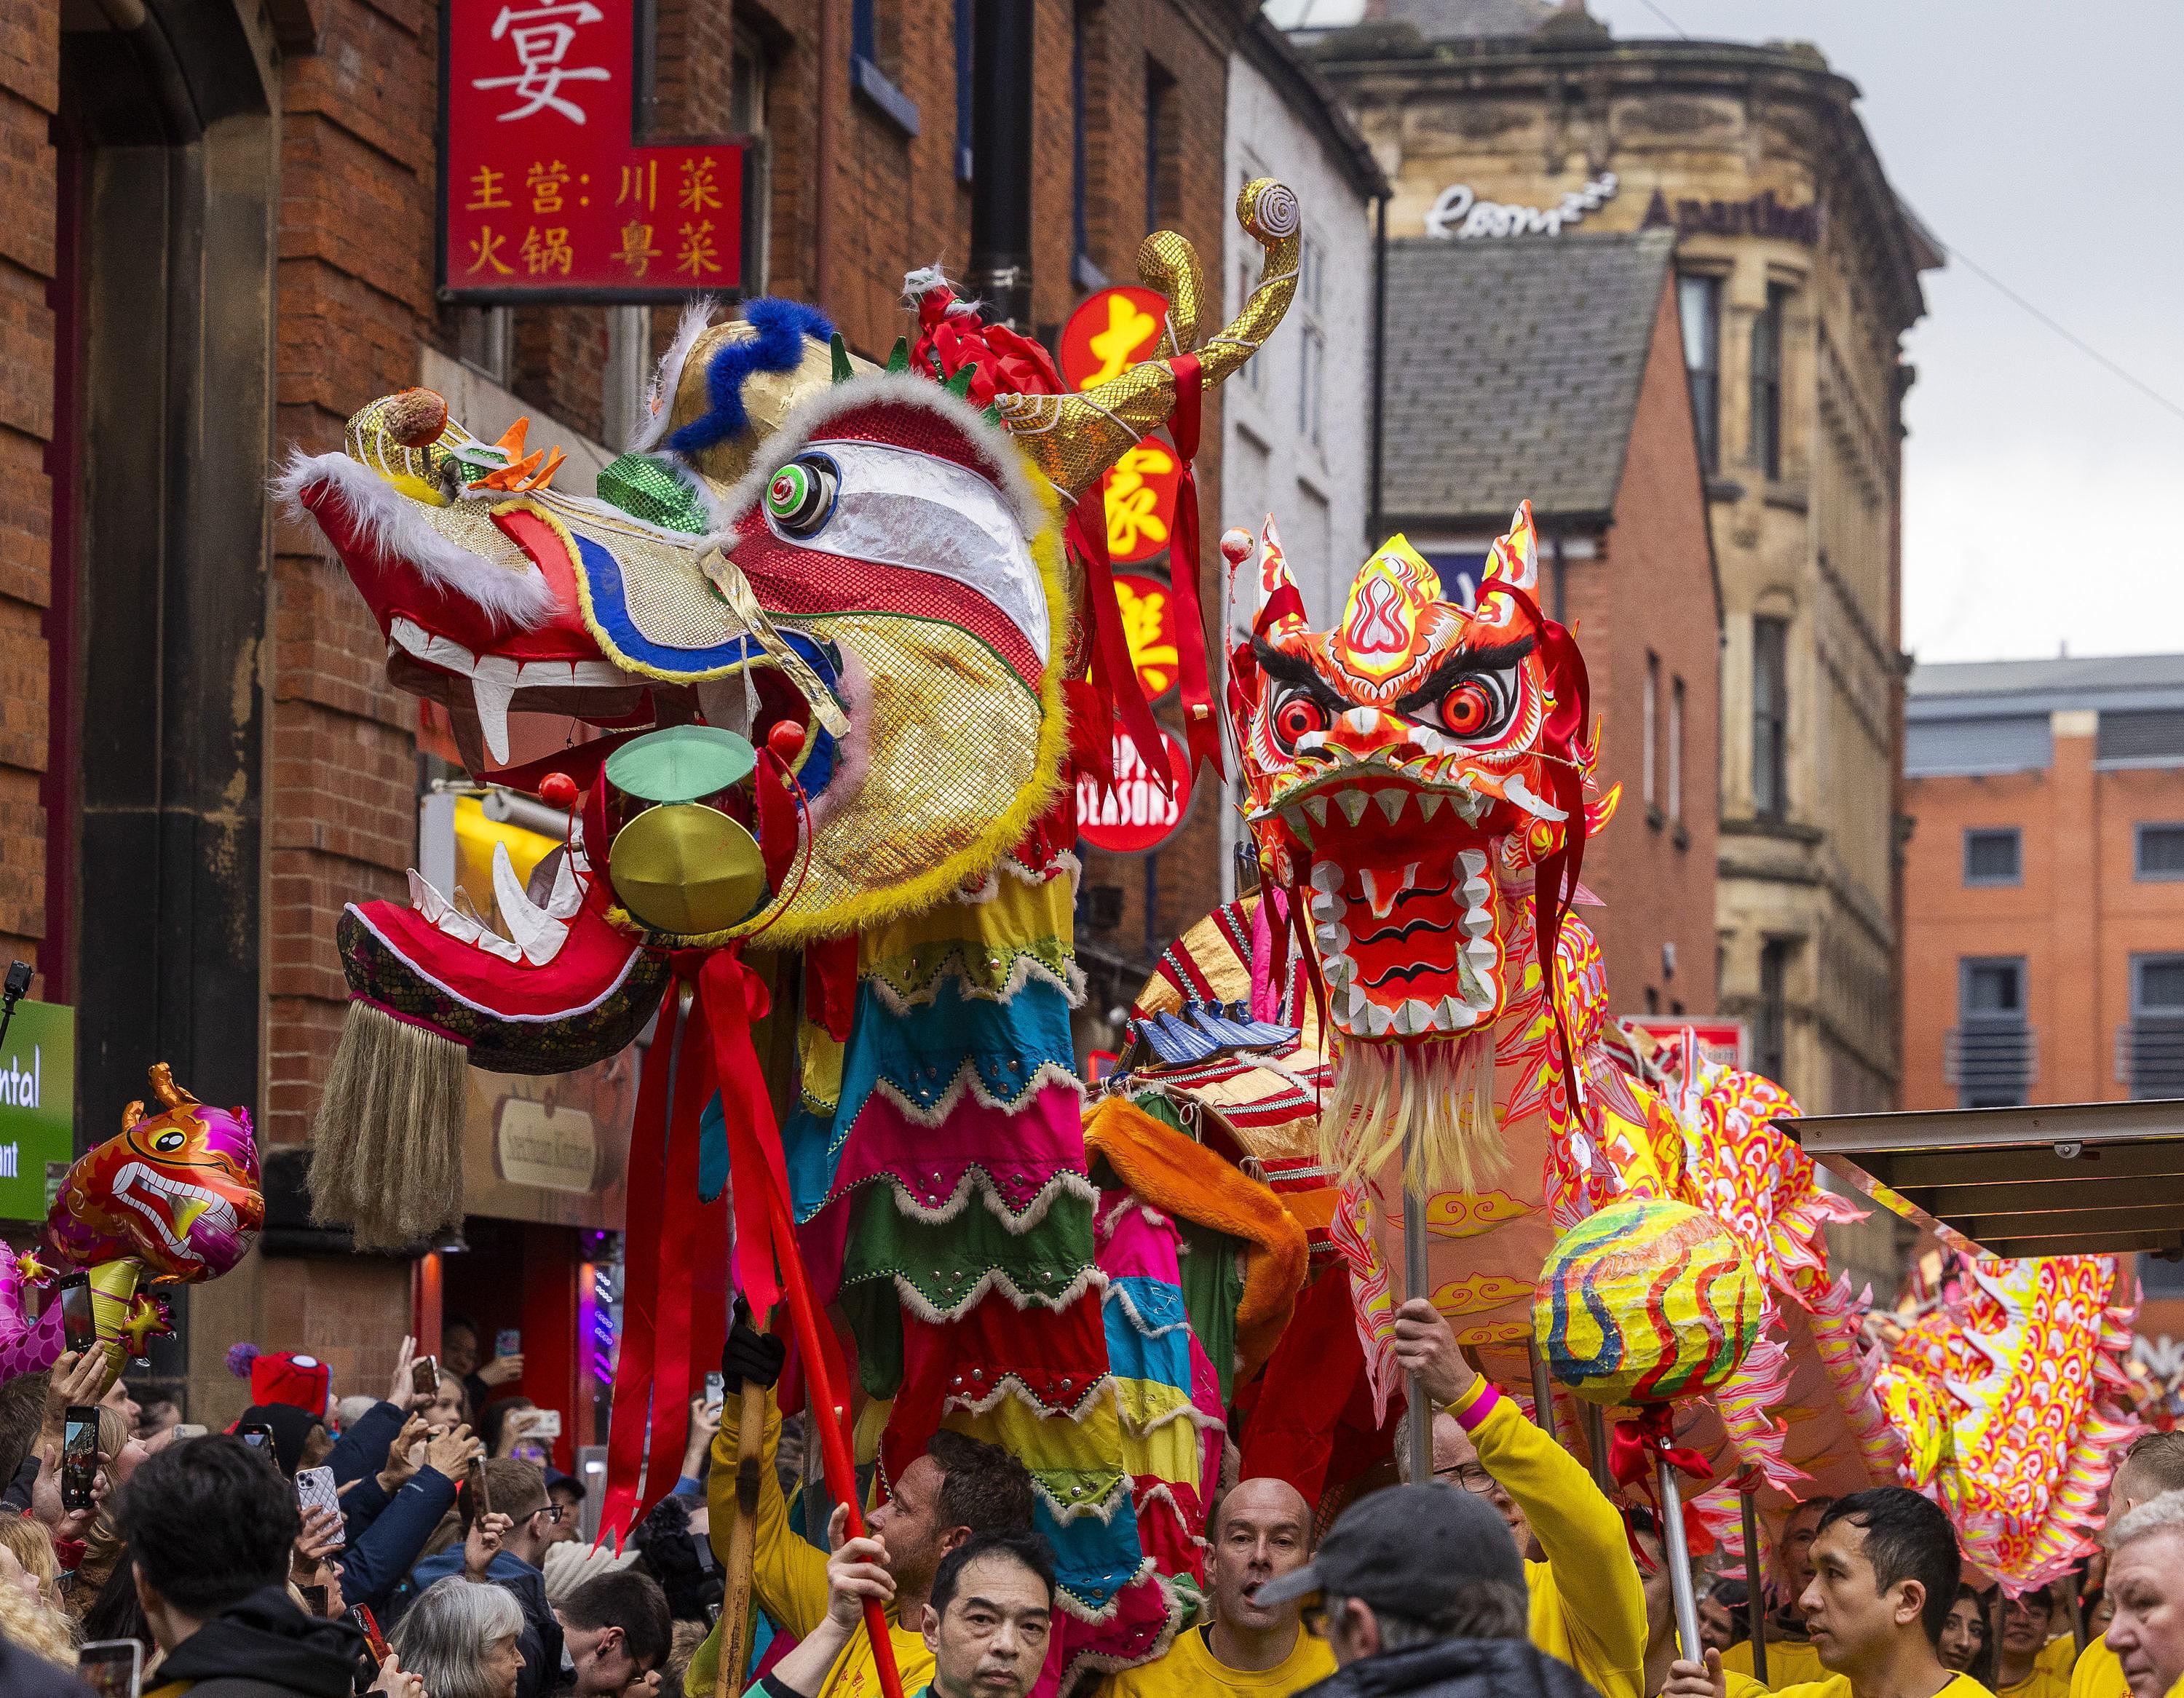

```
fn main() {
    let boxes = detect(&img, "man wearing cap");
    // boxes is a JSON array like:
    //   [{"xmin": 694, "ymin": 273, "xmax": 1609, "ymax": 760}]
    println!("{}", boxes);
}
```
[
  {"xmin": 1254, "ymin": 1483, "xmax": 1596, "ymax": 1698},
  {"xmin": 1101, "ymin": 1477, "xmax": 1334, "ymax": 1698},
  {"xmin": 1393, "ymin": 1296, "xmax": 1648, "ymax": 1698}
]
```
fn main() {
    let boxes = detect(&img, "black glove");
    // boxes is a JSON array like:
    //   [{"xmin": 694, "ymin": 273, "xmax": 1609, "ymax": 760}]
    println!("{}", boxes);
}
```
[{"xmin": 721, "ymin": 1300, "xmax": 786, "ymax": 1392}]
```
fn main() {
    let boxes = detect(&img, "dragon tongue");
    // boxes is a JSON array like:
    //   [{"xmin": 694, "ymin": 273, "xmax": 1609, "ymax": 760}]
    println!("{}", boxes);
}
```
[{"xmin": 1355, "ymin": 863, "xmax": 1417, "ymax": 921}]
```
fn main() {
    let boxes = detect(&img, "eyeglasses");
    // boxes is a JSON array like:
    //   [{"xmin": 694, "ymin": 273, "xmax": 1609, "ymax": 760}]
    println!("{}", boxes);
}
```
[
  {"xmin": 1433, "ymin": 1463, "xmax": 1501, "ymax": 1497},
  {"xmin": 521, "ymin": 1504, "xmax": 564, "ymax": 1524}
]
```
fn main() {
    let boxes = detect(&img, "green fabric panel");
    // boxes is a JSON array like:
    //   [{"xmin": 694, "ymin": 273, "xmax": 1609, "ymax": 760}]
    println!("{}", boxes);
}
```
[
  {"xmin": 839, "ymin": 1280, "xmax": 904, "ymax": 1400},
  {"xmin": 839, "ymin": 1182, "xmax": 1095, "ymax": 1314},
  {"xmin": 1177, "ymin": 1218, "xmax": 1246, "ymax": 1406},
  {"xmin": 596, "ymin": 453, "xmax": 711, "ymax": 532}
]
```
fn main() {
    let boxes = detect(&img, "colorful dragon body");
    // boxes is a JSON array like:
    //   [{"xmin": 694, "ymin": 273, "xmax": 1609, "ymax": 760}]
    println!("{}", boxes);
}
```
[{"xmin": 0, "ymin": 1063, "xmax": 263, "ymax": 1381}]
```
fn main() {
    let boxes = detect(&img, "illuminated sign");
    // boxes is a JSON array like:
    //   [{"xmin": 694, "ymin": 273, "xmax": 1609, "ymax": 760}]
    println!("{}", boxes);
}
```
[
  {"xmin": 1077, "ymin": 727, "xmax": 1189, "ymax": 854},
  {"xmin": 1114, "ymin": 573, "xmax": 1181, "ymax": 701},
  {"xmin": 443, "ymin": 0, "xmax": 745, "ymax": 300},
  {"xmin": 1425, "ymin": 173, "xmax": 1618, "ymax": 239},
  {"xmin": 0, "ymin": 1001, "xmax": 73, "ymax": 1224}
]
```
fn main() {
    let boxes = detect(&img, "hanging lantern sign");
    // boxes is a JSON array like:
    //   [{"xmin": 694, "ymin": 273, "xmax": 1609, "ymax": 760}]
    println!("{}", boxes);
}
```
[
  {"xmin": 1059, "ymin": 286, "xmax": 1171, "ymax": 390},
  {"xmin": 1114, "ymin": 572, "xmax": 1181, "ymax": 701},
  {"xmin": 1077, "ymin": 727, "xmax": 1189, "ymax": 854}
]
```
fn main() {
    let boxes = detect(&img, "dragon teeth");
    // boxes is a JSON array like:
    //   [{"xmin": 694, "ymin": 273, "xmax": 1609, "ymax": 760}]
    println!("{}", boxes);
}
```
[
  {"xmin": 1304, "ymin": 796, "xmax": 1329, "ymax": 825},
  {"xmin": 1374, "ymin": 790, "xmax": 1406, "ymax": 825},
  {"xmin": 1336, "ymin": 791, "xmax": 1370, "ymax": 826}
]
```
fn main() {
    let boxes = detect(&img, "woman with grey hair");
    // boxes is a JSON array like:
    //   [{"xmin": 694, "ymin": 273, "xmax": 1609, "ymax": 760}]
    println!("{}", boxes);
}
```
[
  {"xmin": 2105, "ymin": 1489, "xmax": 2184, "ymax": 1698},
  {"xmin": 391, "ymin": 1575, "xmax": 528, "ymax": 1698}
]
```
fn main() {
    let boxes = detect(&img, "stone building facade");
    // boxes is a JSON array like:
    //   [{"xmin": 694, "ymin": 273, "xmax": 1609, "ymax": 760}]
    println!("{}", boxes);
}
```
[
  {"xmin": 4, "ymin": 0, "xmax": 1259, "ymax": 1419},
  {"xmin": 1307, "ymin": 8, "xmax": 1939, "ymax": 1140}
]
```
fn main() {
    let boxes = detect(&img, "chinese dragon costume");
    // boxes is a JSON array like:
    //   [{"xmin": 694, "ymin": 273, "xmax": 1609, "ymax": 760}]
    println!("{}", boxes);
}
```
[{"xmin": 284, "ymin": 163, "xmax": 2134, "ymax": 1698}]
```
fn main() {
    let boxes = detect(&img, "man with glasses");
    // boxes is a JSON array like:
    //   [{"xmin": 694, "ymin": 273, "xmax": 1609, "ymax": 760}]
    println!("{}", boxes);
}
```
[
  {"xmin": 399, "ymin": 1456, "xmax": 567, "ymax": 1698},
  {"xmin": 1393, "ymin": 1296, "xmax": 1648, "ymax": 1698}
]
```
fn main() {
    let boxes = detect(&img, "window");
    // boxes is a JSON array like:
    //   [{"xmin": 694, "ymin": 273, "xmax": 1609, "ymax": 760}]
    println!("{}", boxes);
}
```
[
  {"xmin": 2128, "ymin": 955, "xmax": 2184, "ymax": 1099},
  {"xmin": 850, "ymin": 0, "xmax": 919, "ymax": 133},
  {"xmin": 1677, "ymin": 274, "xmax": 1721, "ymax": 474},
  {"xmin": 1071, "ymin": 3, "xmax": 1091, "ymax": 274},
  {"xmin": 2102, "ymin": 711, "xmax": 2184, "ymax": 768},
  {"xmin": 1751, "ymin": 616, "xmax": 1789, "ymax": 817},
  {"xmin": 457, "ymin": 307, "xmax": 511, "ymax": 385},
  {"xmin": 1756, "ymin": 937, "xmax": 1794, "ymax": 1083},
  {"xmin": 1749, "ymin": 282, "xmax": 1789, "ymax": 479},
  {"xmin": 1963, "ymin": 828, "xmax": 2022, "ymax": 886},
  {"xmin": 1234, "ymin": 159, "xmax": 1269, "ymax": 394},
  {"xmin": 1144, "ymin": 62, "xmax": 1177, "ymax": 233},
  {"xmin": 1296, "ymin": 231, "xmax": 1324, "ymax": 447},
  {"xmin": 953, "ymin": 0, "xmax": 973, "ymax": 180},
  {"xmin": 1642, "ymin": 651, "xmax": 1660, "ymax": 813},
  {"xmin": 730, "ymin": 33, "xmax": 772, "ymax": 290},
  {"xmin": 1669, "ymin": 676, "xmax": 1685, "ymax": 825},
  {"xmin": 2140, "ymin": 824, "xmax": 2184, "ymax": 880},
  {"xmin": 1956, "ymin": 957, "xmax": 2029, "ymax": 1108}
]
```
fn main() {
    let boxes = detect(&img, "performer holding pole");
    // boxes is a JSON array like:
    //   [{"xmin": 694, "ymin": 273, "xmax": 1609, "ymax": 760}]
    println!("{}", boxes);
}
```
[
  {"xmin": 1739, "ymin": 1483, "xmax": 1770, "ymax": 1686},
  {"xmin": 1403, "ymin": 1183, "xmax": 1433, "ymax": 1484}
]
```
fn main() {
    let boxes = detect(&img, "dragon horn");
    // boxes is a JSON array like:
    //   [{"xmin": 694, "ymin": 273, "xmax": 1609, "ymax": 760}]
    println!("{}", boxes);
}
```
[
  {"xmin": 995, "ymin": 178, "xmax": 1300, "ymax": 499},
  {"xmin": 147, "ymin": 1063, "xmax": 197, "ymax": 1110}
]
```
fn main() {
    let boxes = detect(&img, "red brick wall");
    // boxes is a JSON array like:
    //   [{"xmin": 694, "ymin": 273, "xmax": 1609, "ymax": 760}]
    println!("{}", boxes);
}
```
[
  {"xmin": 0, "ymin": 1, "xmax": 55, "ymax": 974},
  {"xmin": 1902, "ymin": 731, "xmax": 2184, "ymax": 1111},
  {"xmin": 1570, "ymin": 271, "xmax": 1720, "ymax": 1018}
]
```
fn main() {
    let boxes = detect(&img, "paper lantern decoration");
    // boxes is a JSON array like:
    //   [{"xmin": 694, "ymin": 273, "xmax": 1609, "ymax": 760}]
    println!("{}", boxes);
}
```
[{"xmin": 1532, "ymin": 1197, "xmax": 1762, "ymax": 1406}]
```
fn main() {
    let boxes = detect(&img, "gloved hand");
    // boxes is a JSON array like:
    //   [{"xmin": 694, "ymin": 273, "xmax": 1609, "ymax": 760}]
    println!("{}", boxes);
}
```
[{"xmin": 721, "ymin": 1299, "xmax": 786, "ymax": 1392}]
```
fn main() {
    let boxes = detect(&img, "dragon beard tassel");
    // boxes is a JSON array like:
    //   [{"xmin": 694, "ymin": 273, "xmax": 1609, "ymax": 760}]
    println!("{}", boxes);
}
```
[
  {"xmin": 307, "ymin": 1001, "xmax": 469, "ymax": 1252},
  {"xmin": 1322, "ymin": 1031, "xmax": 1506, "ymax": 1198}
]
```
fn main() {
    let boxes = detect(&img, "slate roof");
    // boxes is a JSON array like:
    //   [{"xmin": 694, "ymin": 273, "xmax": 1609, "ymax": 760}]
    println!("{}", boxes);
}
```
[
  {"xmin": 1910, "ymin": 654, "xmax": 2184, "ymax": 715},
  {"xmin": 1380, "ymin": 229, "xmax": 1676, "ymax": 530},
  {"xmin": 1367, "ymin": 0, "xmax": 1551, "ymax": 38}
]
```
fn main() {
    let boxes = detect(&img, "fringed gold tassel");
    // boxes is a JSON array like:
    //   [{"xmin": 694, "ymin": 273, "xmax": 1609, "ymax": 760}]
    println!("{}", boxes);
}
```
[
  {"xmin": 1320, "ymin": 1033, "xmax": 1506, "ymax": 1197},
  {"xmin": 309, "ymin": 1001, "xmax": 470, "ymax": 1252}
]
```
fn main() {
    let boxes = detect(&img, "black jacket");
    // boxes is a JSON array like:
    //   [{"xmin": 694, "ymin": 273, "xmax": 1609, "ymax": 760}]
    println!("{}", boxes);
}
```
[
  {"xmin": 1298, "ymin": 1638, "xmax": 1602, "ymax": 1698},
  {"xmin": 0, "ymin": 1635, "xmax": 92, "ymax": 1697},
  {"xmin": 146, "ymin": 1584, "xmax": 365, "ymax": 1698}
]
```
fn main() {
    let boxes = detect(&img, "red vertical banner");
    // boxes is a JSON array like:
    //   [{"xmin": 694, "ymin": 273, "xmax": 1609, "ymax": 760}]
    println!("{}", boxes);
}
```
[{"xmin": 443, "ymin": 0, "xmax": 745, "ymax": 301}]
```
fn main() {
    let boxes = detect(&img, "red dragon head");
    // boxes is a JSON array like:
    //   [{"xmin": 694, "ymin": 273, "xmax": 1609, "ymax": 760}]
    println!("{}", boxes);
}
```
[{"xmin": 1231, "ymin": 502, "xmax": 1605, "ymax": 1189}]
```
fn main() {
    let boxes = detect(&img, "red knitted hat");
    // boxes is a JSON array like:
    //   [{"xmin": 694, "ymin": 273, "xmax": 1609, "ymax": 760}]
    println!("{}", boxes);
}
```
[{"xmin": 248, "ymin": 1351, "xmax": 331, "ymax": 1419}]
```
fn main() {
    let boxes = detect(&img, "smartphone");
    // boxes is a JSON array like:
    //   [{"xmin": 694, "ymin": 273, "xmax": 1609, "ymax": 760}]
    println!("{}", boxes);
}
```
[
  {"xmin": 411, "ymin": 1352, "xmax": 439, "ymax": 1397},
  {"xmin": 298, "ymin": 1583, "xmax": 328, "ymax": 1617},
  {"xmin": 237, "ymin": 1421, "xmax": 276, "ymax": 1459},
  {"xmin": 349, "ymin": 1603, "xmax": 392, "ymax": 1662},
  {"xmin": 521, "ymin": 1407, "xmax": 561, "ymax": 1439},
  {"xmin": 76, "ymin": 1638, "xmax": 143, "ymax": 1698},
  {"xmin": 170, "ymin": 1422, "xmax": 207, "ymax": 1441},
  {"xmin": 57, "ymin": 1273, "xmax": 95, "ymax": 1354},
  {"xmin": 62, "ymin": 1406, "xmax": 99, "ymax": 1510},
  {"xmin": 705, "ymin": 1370, "xmax": 725, "ymax": 1416},
  {"xmin": 296, "ymin": 1464, "xmax": 346, "ymax": 1548},
  {"xmin": 469, "ymin": 1456, "xmax": 493, "ymax": 1517},
  {"xmin": 495, "ymin": 1328, "xmax": 521, "ymax": 1357}
]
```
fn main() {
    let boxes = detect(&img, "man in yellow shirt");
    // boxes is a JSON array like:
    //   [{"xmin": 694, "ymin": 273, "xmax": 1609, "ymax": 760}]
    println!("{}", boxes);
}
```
[
  {"xmin": 1392, "ymin": 1296, "xmax": 1649, "ymax": 1698},
  {"xmin": 1663, "ymin": 1488, "xmax": 1993, "ymax": 1698},
  {"xmin": 689, "ymin": 1318, "xmax": 1037, "ymax": 1698},
  {"xmin": 1722, "ymin": 1501, "xmax": 1833, "ymax": 1691},
  {"xmin": 1101, "ymin": 1477, "xmax": 1335, "ymax": 1698},
  {"xmin": 2102, "ymin": 1491, "xmax": 2184, "ymax": 1698},
  {"xmin": 1994, "ymin": 1588, "xmax": 2070, "ymax": 1698},
  {"xmin": 2076, "ymin": 1435, "xmax": 2184, "ymax": 1698}
]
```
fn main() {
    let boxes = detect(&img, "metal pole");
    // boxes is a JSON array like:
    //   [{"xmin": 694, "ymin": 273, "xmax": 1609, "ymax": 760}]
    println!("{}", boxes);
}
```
[
  {"xmin": 1580, "ymin": 1399, "xmax": 1613, "ymax": 1496},
  {"xmin": 1526, "ymin": 1338, "xmax": 1558, "ymax": 1439},
  {"xmin": 1741, "ymin": 1484, "xmax": 1769, "ymax": 1686},
  {"xmin": 1366, "ymin": 194, "xmax": 1388, "ymax": 549},
  {"xmin": 1404, "ymin": 1185, "xmax": 1432, "ymax": 1484},
  {"xmin": 965, "ymin": 0, "xmax": 1034, "ymax": 329},
  {"xmin": 1658, "ymin": 1455, "xmax": 1704, "ymax": 1664}
]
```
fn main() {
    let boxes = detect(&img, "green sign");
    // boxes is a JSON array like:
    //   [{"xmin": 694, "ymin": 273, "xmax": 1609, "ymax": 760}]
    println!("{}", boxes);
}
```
[{"xmin": 0, "ymin": 1001, "xmax": 72, "ymax": 1225}]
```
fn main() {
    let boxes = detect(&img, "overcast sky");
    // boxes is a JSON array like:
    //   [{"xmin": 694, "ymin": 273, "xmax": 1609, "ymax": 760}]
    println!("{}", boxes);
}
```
[{"xmin": 1577, "ymin": 0, "xmax": 2184, "ymax": 663}]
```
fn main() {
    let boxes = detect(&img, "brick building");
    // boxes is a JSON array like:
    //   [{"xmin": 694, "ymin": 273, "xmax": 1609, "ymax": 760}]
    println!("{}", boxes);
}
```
[
  {"xmin": 1301, "ymin": 0, "xmax": 1942, "ymax": 1140},
  {"xmin": 4, "ymin": 0, "xmax": 1262, "ymax": 1421},
  {"xmin": 1376, "ymin": 228, "xmax": 1720, "ymax": 1015}
]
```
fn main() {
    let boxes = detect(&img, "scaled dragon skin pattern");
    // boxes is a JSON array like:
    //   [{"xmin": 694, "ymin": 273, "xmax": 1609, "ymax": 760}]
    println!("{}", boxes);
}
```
[{"xmin": 1876, "ymin": 1255, "xmax": 2140, "ymax": 1590}]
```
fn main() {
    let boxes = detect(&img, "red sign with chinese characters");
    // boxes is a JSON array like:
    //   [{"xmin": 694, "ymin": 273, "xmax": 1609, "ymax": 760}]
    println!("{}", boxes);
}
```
[
  {"xmin": 1077, "ymin": 727, "xmax": 1189, "ymax": 854},
  {"xmin": 1622, "ymin": 1018, "xmax": 1748, "ymax": 1074},
  {"xmin": 443, "ymin": 0, "xmax": 743, "ymax": 300},
  {"xmin": 1113, "ymin": 573, "xmax": 1179, "ymax": 701},
  {"xmin": 1059, "ymin": 288, "xmax": 1182, "ymax": 563}
]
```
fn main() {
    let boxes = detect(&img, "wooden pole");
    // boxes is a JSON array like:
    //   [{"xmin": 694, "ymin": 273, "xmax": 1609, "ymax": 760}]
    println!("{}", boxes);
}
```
[
  {"xmin": 1741, "ymin": 1484, "xmax": 1768, "ymax": 1686},
  {"xmin": 1527, "ymin": 1339, "xmax": 1559, "ymax": 1439},
  {"xmin": 713, "ymin": 1368, "xmax": 770, "ymax": 1698}
]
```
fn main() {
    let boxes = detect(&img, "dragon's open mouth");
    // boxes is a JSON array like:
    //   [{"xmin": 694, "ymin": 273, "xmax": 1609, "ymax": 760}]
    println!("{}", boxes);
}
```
[{"xmin": 111, "ymin": 1162, "xmax": 240, "ymax": 1258}]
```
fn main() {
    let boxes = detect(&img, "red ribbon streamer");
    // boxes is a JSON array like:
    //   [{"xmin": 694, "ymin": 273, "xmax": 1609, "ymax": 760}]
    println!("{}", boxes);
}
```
[
  {"xmin": 1165, "ymin": 355, "xmax": 1224, "ymax": 782},
  {"xmin": 1607, "ymin": 1403, "xmax": 1714, "ymax": 1495}
]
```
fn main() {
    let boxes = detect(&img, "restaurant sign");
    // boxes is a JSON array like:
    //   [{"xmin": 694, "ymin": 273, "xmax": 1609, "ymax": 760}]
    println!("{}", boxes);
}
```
[
  {"xmin": 1425, "ymin": 172, "xmax": 1618, "ymax": 239},
  {"xmin": 442, "ymin": 0, "xmax": 745, "ymax": 301}
]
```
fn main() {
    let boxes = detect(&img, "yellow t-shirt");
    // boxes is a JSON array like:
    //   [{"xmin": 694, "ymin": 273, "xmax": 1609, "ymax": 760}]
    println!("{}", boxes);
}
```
[
  {"xmin": 1723, "ymin": 1638, "xmax": 1828, "ymax": 1689},
  {"xmin": 1444, "ymin": 1381, "xmax": 1649, "ymax": 1698},
  {"xmin": 1726, "ymin": 1674, "xmax": 1772, "ymax": 1698},
  {"xmin": 688, "ymin": 1395, "xmax": 938, "ymax": 1698},
  {"xmin": 2071, "ymin": 1640, "xmax": 2128, "ymax": 1698},
  {"xmin": 1101, "ymin": 1623, "xmax": 1337, "ymax": 1698},
  {"xmin": 1998, "ymin": 1667, "xmax": 2073, "ymax": 1698},
  {"xmin": 2038, "ymin": 1640, "xmax": 2078, "ymax": 1685},
  {"xmin": 1769, "ymin": 1673, "xmax": 1995, "ymax": 1698}
]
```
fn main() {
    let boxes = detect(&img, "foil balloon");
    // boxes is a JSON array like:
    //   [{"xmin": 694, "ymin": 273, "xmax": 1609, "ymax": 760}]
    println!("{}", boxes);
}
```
[
  {"xmin": 43, "ymin": 1064, "xmax": 264, "ymax": 1284},
  {"xmin": 1532, "ymin": 1196, "xmax": 1762, "ymax": 1407}
]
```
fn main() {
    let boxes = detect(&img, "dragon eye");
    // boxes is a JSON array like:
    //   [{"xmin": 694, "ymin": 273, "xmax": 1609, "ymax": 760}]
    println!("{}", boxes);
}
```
[
  {"xmin": 1271, "ymin": 691, "xmax": 1332, "ymax": 753},
  {"xmin": 154, "ymin": 1130, "xmax": 185, "ymax": 1153},
  {"xmin": 1416, "ymin": 671, "xmax": 1516, "ymax": 742},
  {"xmin": 765, "ymin": 455, "xmax": 839, "ymax": 537}
]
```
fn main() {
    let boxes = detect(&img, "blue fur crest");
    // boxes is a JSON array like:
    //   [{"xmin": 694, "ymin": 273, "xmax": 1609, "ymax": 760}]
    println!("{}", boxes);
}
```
[{"xmin": 665, "ymin": 298, "xmax": 836, "ymax": 456}]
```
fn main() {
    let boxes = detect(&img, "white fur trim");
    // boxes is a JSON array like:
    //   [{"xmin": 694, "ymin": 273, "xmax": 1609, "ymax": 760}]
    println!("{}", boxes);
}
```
[
  {"xmin": 631, "ymin": 297, "xmax": 720, "ymax": 453},
  {"xmin": 866, "ymin": 1165, "xmax": 1097, "ymax": 1235},
  {"xmin": 867, "ymin": 1058, "xmax": 1085, "ymax": 1128},
  {"xmin": 876, "ymin": 1261, "xmax": 1106, "ymax": 1325},
  {"xmin": 275, "ymin": 448, "xmax": 558, "ymax": 630}
]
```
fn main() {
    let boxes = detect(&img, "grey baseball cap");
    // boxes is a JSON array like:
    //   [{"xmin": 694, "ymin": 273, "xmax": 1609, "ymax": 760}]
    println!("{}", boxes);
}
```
[{"xmin": 1254, "ymin": 1483, "xmax": 1527, "ymax": 1616}]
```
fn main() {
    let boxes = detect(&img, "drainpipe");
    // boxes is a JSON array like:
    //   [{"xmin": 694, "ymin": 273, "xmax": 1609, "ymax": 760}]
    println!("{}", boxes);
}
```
[
  {"xmin": 815, "ymin": 0, "xmax": 842, "ymax": 309},
  {"xmin": 1367, "ymin": 192, "xmax": 1388, "ymax": 545},
  {"xmin": 965, "ymin": 0, "xmax": 1035, "ymax": 329}
]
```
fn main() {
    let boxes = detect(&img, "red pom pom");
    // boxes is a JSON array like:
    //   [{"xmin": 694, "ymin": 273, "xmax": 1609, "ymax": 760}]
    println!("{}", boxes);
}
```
[
  {"xmin": 538, "ymin": 772, "xmax": 580, "ymax": 809},
  {"xmin": 765, "ymin": 718, "xmax": 807, "ymax": 763}
]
